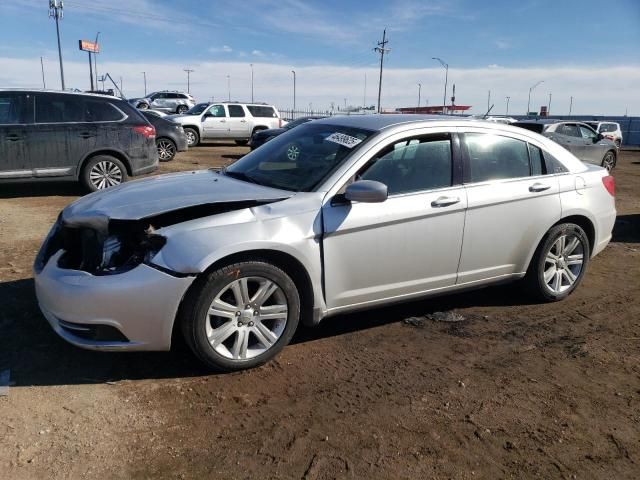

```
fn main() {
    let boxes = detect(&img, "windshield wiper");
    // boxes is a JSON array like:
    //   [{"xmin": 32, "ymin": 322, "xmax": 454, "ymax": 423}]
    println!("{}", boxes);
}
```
[{"xmin": 224, "ymin": 170, "xmax": 259, "ymax": 185}]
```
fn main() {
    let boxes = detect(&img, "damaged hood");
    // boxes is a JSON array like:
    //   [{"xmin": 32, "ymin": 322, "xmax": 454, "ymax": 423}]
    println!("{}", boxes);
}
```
[{"xmin": 62, "ymin": 170, "xmax": 292, "ymax": 232}]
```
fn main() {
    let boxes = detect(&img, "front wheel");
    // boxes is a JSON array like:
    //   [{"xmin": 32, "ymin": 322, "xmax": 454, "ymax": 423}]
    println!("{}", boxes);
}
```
[
  {"xmin": 81, "ymin": 155, "xmax": 128, "ymax": 192},
  {"xmin": 184, "ymin": 127, "xmax": 200, "ymax": 147},
  {"xmin": 180, "ymin": 261, "xmax": 301, "ymax": 371},
  {"xmin": 601, "ymin": 151, "xmax": 616, "ymax": 172},
  {"xmin": 524, "ymin": 223, "xmax": 590, "ymax": 302}
]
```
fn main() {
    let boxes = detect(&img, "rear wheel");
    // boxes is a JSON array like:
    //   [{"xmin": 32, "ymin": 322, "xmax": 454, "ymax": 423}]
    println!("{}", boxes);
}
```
[
  {"xmin": 137, "ymin": 102, "xmax": 149, "ymax": 110},
  {"xmin": 601, "ymin": 151, "xmax": 616, "ymax": 172},
  {"xmin": 184, "ymin": 127, "xmax": 200, "ymax": 147},
  {"xmin": 156, "ymin": 138, "xmax": 177, "ymax": 161},
  {"xmin": 176, "ymin": 105, "xmax": 188, "ymax": 114},
  {"xmin": 525, "ymin": 223, "xmax": 590, "ymax": 302},
  {"xmin": 81, "ymin": 155, "xmax": 128, "ymax": 192},
  {"xmin": 180, "ymin": 261, "xmax": 300, "ymax": 371}
]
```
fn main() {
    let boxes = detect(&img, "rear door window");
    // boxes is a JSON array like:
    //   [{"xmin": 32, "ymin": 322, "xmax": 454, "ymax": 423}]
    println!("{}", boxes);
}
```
[
  {"xmin": 0, "ymin": 94, "xmax": 29, "ymax": 124},
  {"xmin": 35, "ymin": 95, "xmax": 85, "ymax": 123},
  {"xmin": 247, "ymin": 106, "xmax": 277, "ymax": 118},
  {"xmin": 228, "ymin": 105, "xmax": 246, "ymax": 117},
  {"xmin": 464, "ymin": 133, "xmax": 530, "ymax": 182},
  {"xmin": 600, "ymin": 123, "xmax": 617, "ymax": 133},
  {"xmin": 558, "ymin": 124, "xmax": 580, "ymax": 137},
  {"xmin": 528, "ymin": 144, "xmax": 546, "ymax": 176}
]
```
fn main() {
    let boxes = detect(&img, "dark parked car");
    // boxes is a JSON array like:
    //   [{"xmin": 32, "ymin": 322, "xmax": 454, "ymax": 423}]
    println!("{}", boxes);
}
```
[
  {"xmin": 513, "ymin": 120, "xmax": 618, "ymax": 171},
  {"xmin": 141, "ymin": 111, "xmax": 188, "ymax": 162},
  {"xmin": 249, "ymin": 116, "xmax": 325, "ymax": 150},
  {"xmin": 0, "ymin": 90, "xmax": 158, "ymax": 191}
]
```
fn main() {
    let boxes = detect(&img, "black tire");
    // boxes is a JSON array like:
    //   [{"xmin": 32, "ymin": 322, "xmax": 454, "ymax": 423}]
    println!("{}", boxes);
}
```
[
  {"xmin": 176, "ymin": 105, "xmax": 188, "ymax": 114},
  {"xmin": 156, "ymin": 137, "xmax": 177, "ymax": 162},
  {"xmin": 614, "ymin": 139, "xmax": 621, "ymax": 148},
  {"xmin": 81, "ymin": 155, "xmax": 128, "ymax": 192},
  {"xmin": 184, "ymin": 127, "xmax": 200, "ymax": 147},
  {"xmin": 601, "ymin": 150, "xmax": 616, "ymax": 172},
  {"xmin": 524, "ymin": 223, "xmax": 590, "ymax": 302},
  {"xmin": 180, "ymin": 261, "xmax": 301, "ymax": 371},
  {"xmin": 234, "ymin": 139, "xmax": 249, "ymax": 146},
  {"xmin": 137, "ymin": 102, "xmax": 149, "ymax": 110}
]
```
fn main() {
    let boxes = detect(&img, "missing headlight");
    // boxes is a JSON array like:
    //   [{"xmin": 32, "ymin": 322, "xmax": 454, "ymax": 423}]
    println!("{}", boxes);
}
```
[{"xmin": 97, "ymin": 224, "xmax": 166, "ymax": 275}]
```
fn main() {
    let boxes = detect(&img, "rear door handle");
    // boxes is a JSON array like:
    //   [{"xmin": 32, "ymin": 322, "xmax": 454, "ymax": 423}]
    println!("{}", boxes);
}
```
[
  {"xmin": 6, "ymin": 134, "xmax": 23, "ymax": 141},
  {"xmin": 431, "ymin": 196, "xmax": 460, "ymax": 207},
  {"xmin": 240, "ymin": 120, "xmax": 247, "ymax": 123},
  {"xmin": 529, "ymin": 183, "xmax": 551, "ymax": 192},
  {"xmin": 79, "ymin": 132, "xmax": 95, "ymax": 139}
]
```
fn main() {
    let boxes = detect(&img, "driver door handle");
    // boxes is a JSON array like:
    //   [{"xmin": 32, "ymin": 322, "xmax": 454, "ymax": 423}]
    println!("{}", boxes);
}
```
[
  {"xmin": 431, "ymin": 196, "xmax": 460, "ymax": 207},
  {"xmin": 529, "ymin": 182, "xmax": 551, "ymax": 192},
  {"xmin": 219, "ymin": 119, "xmax": 226, "ymax": 123},
  {"xmin": 240, "ymin": 120, "xmax": 247, "ymax": 123}
]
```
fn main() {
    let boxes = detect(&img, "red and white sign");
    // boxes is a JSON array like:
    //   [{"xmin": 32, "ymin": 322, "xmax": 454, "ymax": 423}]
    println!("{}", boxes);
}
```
[{"xmin": 78, "ymin": 40, "xmax": 100, "ymax": 53}]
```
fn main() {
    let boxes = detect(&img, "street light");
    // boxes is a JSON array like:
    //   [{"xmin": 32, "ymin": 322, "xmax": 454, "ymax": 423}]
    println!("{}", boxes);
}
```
[
  {"xmin": 417, "ymin": 83, "xmax": 421, "ymax": 109},
  {"xmin": 291, "ymin": 70, "xmax": 296, "ymax": 111},
  {"xmin": 527, "ymin": 80, "xmax": 544, "ymax": 115},
  {"xmin": 505, "ymin": 96, "xmax": 510, "ymax": 116},
  {"xmin": 250, "ymin": 64, "xmax": 254, "ymax": 103},
  {"xmin": 184, "ymin": 69, "xmax": 194, "ymax": 93},
  {"xmin": 432, "ymin": 57, "xmax": 448, "ymax": 114},
  {"xmin": 141, "ymin": 71, "xmax": 147, "ymax": 96},
  {"xmin": 226, "ymin": 75, "xmax": 231, "ymax": 101}
]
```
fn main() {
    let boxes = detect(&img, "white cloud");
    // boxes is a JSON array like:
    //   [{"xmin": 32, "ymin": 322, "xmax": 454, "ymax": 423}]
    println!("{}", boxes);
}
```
[
  {"xmin": 251, "ymin": 50, "xmax": 265, "ymax": 57},
  {"xmin": 1, "ymin": 56, "xmax": 638, "ymax": 116},
  {"xmin": 209, "ymin": 45, "xmax": 233, "ymax": 54},
  {"xmin": 495, "ymin": 40, "xmax": 511, "ymax": 50}
]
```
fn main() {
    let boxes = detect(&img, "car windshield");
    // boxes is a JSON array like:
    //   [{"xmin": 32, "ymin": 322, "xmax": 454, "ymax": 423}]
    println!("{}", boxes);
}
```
[
  {"xmin": 284, "ymin": 117, "xmax": 316, "ymax": 129},
  {"xmin": 186, "ymin": 103, "xmax": 210, "ymax": 115},
  {"xmin": 226, "ymin": 123, "xmax": 375, "ymax": 192}
]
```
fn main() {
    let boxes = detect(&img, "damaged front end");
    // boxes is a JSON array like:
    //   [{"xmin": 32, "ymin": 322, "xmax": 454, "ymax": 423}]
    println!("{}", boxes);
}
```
[{"xmin": 34, "ymin": 200, "xmax": 284, "ymax": 276}]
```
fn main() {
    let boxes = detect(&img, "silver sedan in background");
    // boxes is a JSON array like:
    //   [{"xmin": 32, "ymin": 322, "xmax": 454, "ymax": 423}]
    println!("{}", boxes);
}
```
[{"xmin": 34, "ymin": 115, "xmax": 616, "ymax": 371}]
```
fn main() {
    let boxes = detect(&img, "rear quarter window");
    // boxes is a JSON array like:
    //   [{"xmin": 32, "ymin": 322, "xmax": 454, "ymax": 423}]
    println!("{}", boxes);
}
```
[
  {"xmin": 247, "ymin": 106, "xmax": 277, "ymax": 118},
  {"xmin": 85, "ymin": 101, "xmax": 124, "ymax": 122}
]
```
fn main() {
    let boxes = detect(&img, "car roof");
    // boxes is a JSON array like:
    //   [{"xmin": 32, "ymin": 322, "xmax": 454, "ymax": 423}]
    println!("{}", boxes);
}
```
[
  {"xmin": 0, "ymin": 88, "xmax": 121, "ymax": 100},
  {"xmin": 313, "ymin": 114, "xmax": 472, "ymax": 131}
]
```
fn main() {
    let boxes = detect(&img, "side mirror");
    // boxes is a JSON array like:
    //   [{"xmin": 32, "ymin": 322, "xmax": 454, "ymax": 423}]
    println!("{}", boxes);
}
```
[
  {"xmin": 596, "ymin": 133, "xmax": 604, "ymax": 141},
  {"xmin": 345, "ymin": 180, "xmax": 388, "ymax": 203},
  {"xmin": 202, "ymin": 113, "xmax": 213, "ymax": 119}
]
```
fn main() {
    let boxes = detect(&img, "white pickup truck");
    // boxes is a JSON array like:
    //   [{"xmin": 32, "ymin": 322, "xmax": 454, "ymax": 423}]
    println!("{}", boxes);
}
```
[{"xmin": 169, "ymin": 102, "xmax": 284, "ymax": 147}]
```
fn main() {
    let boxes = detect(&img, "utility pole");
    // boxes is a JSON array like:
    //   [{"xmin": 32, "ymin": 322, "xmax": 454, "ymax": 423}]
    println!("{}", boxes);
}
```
[
  {"xmin": 226, "ymin": 74, "xmax": 231, "ymax": 101},
  {"xmin": 432, "ymin": 57, "xmax": 448, "ymax": 114},
  {"xmin": 87, "ymin": 50, "xmax": 94, "ymax": 90},
  {"xmin": 569, "ymin": 96, "xmax": 573, "ymax": 116},
  {"xmin": 184, "ymin": 68, "xmax": 194, "ymax": 93},
  {"xmin": 505, "ymin": 96, "xmax": 510, "ymax": 115},
  {"xmin": 250, "ymin": 64, "xmax": 254, "ymax": 103},
  {"xmin": 142, "ymin": 71, "xmax": 147, "ymax": 96},
  {"xmin": 527, "ymin": 80, "xmax": 543, "ymax": 115},
  {"xmin": 291, "ymin": 70, "xmax": 296, "ymax": 111},
  {"xmin": 93, "ymin": 31, "xmax": 100, "ymax": 89},
  {"xmin": 120, "ymin": 76, "xmax": 123, "ymax": 94},
  {"xmin": 417, "ymin": 83, "xmax": 421, "ymax": 109},
  {"xmin": 487, "ymin": 90, "xmax": 491, "ymax": 111},
  {"xmin": 40, "ymin": 57, "xmax": 46, "ymax": 88},
  {"xmin": 548, "ymin": 93, "xmax": 552, "ymax": 116},
  {"xmin": 49, "ymin": 0, "xmax": 65, "ymax": 90},
  {"xmin": 374, "ymin": 29, "xmax": 389, "ymax": 113},
  {"xmin": 363, "ymin": 73, "xmax": 367, "ymax": 109}
]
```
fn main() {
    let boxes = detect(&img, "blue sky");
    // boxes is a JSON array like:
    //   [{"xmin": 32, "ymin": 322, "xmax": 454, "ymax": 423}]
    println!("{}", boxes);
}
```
[{"xmin": 1, "ymin": 0, "xmax": 639, "ymax": 114}]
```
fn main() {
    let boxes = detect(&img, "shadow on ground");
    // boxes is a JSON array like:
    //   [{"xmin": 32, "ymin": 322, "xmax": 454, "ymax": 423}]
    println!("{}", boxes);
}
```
[
  {"xmin": 612, "ymin": 214, "xmax": 640, "ymax": 243},
  {"xmin": 0, "ymin": 182, "xmax": 83, "ymax": 199},
  {"xmin": 0, "ymin": 276, "xmax": 535, "ymax": 387}
]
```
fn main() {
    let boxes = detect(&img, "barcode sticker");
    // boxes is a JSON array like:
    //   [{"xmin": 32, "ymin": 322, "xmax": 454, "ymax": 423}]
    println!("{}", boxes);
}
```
[{"xmin": 326, "ymin": 132, "xmax": 363, "ymax": 148}]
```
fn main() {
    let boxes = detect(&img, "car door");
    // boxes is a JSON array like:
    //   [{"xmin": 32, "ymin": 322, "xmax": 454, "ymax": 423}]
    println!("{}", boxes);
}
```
[
  {"xmin": 322, "ymin": 132, "xmax": 467, "ymax": 310},
  {"xmin": 457, "ymin": 130, "xmax": 561, "ymax": 284},
  {"xmin": 578, "ymin": 124, "xmax": 607, "ymax": 165},
  {"xmin": 226, "ymin": 105, "xmax": 251, "ymax": 138},
  {"xmin": 548, "ymin": 123, "xmax": 582, "ymax": 158},
  {"xmin": 0, "ymin": 92, "xmax": 31, "ymax": 178},
  {"xmin": 150, "ymin": 93, "xmax": 171, "ymax": 112},
  {"xmin": 201, "ymin": 104, "xmax": 228, "ymax": 138}
]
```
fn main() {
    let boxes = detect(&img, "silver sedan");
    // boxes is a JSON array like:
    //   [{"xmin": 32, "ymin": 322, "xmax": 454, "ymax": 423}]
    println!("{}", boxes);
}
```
[{"xmin": 34, "ymin": 115, "xmax": 616, "ymax": 371}]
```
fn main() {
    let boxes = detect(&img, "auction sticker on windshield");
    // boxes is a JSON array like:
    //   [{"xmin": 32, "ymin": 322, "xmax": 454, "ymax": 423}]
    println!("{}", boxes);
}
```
[{"xmin": 326, "ymin": 132, "xmax": 363, "ymax": 148}]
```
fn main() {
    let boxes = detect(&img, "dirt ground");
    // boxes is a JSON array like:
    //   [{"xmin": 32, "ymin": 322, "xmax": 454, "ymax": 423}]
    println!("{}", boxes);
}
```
[{"xmin": 1, "ymin": 144, "xmax": 639, "ymax": 480}]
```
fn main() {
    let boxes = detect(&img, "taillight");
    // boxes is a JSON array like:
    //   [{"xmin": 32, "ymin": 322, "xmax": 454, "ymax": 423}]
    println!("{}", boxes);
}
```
[
  {"xmin": 133, "ymin": 125, "xmax": 156, "ymax": 138},
  {"xmin": 602, "ymin": 175, "xmax": 615, "ymax": 196}
]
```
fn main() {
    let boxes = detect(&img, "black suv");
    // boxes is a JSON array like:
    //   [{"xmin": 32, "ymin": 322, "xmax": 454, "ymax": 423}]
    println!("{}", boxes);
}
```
[{"xmin": 0, "ymin": 90, "xmax": 158, "ymax": 191}]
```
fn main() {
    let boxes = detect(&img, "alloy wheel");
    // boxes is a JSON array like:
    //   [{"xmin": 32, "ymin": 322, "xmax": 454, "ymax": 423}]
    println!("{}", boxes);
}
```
[
  {"xmin": 543, "ymin": 233, "xmax": 584, "ymax": 294},
  {"xmin": 602, "ymin": 152, "xmax": 615, "ymax": 172},
  {"xmin": 205, "ymin": 276, "xmax": 288, "ymax": 360},
  {"xmin": 185, "ymin": 130, "xmax": 197, "ymax": 146},
  {"xmin": 89, "ymin": 160, "xmax": 123, "ymax": 190},
  {"xmin": 157, "ymin": 139, "xmax": 176, "ymax": 161}
]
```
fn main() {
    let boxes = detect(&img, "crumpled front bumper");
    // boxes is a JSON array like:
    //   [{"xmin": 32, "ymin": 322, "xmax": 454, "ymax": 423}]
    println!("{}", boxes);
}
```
[{"xmin": 34, "ymin": 250, "xmax": 195, "ymax": 351}]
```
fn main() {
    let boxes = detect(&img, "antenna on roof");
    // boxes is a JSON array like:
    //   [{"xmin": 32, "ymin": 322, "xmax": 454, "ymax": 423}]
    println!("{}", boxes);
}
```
[{"xmin": 482, "ymin": 104, "xmax": 494, "ymax": 119}]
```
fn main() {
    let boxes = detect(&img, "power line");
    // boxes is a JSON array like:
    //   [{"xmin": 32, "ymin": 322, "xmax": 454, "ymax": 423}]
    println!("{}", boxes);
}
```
[{"xmin": 374, "ymin": 29, "xmax": 389, "ymax": 113}]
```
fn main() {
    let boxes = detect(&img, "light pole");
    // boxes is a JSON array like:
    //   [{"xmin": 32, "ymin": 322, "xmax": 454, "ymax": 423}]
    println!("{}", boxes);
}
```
[
  {"xmin": 141, "ymin": 71, "xmax": 147, "ymax": 96},
  {"xmin": 548, "ymin": 93, "xmax": 552, "ymax": 116},
  {"xmin": 48, "ymin": 0, "xmax": 65, "ymax": 90},
  {"xmin": 432, "ymin": 57, "xmax": 448, "ymax": 114},
  {"xmin": 505, "ymin": 96, "xmax": 510, "ymax": 116},
  {"xmin": 250, "ymin": 64, "xmax": 254, "ymax": 103},
  {"xmin": 184, "ymin": 69, "xmax": 194, "ymax": 93},
  {"xmin": 226, "ymin": 74, "xmax": 231, "ymax": 101},
  {"xmin": 291, "ymin": 70, "xmax": 296, "ymax": 111},
  {"xmin": 527, "ymin": 80, "xmax": 544, "ymax": 115},
  {"xmin": 417, "ymin": 83, "xmax": 421, "ymax": 109},
  {"xmin": 487, "ymin": 90, "xmax": 491, "ymax": 111},
  {"xmin": 569, "ymin": 96, "xmax": 573, "ymax": 116},
  {"xmin": 40, "ymin": 57, "xmax": 46, "ymax": 88},
  {"xmin": 93, "ymin": 31, "xmax": 100, "ymax": 89}
]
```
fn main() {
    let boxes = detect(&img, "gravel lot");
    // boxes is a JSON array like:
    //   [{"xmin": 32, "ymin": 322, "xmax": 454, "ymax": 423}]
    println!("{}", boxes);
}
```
[{"xmin": 1, "ymin": 144, "xmax": 639, "ymax": 479}]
